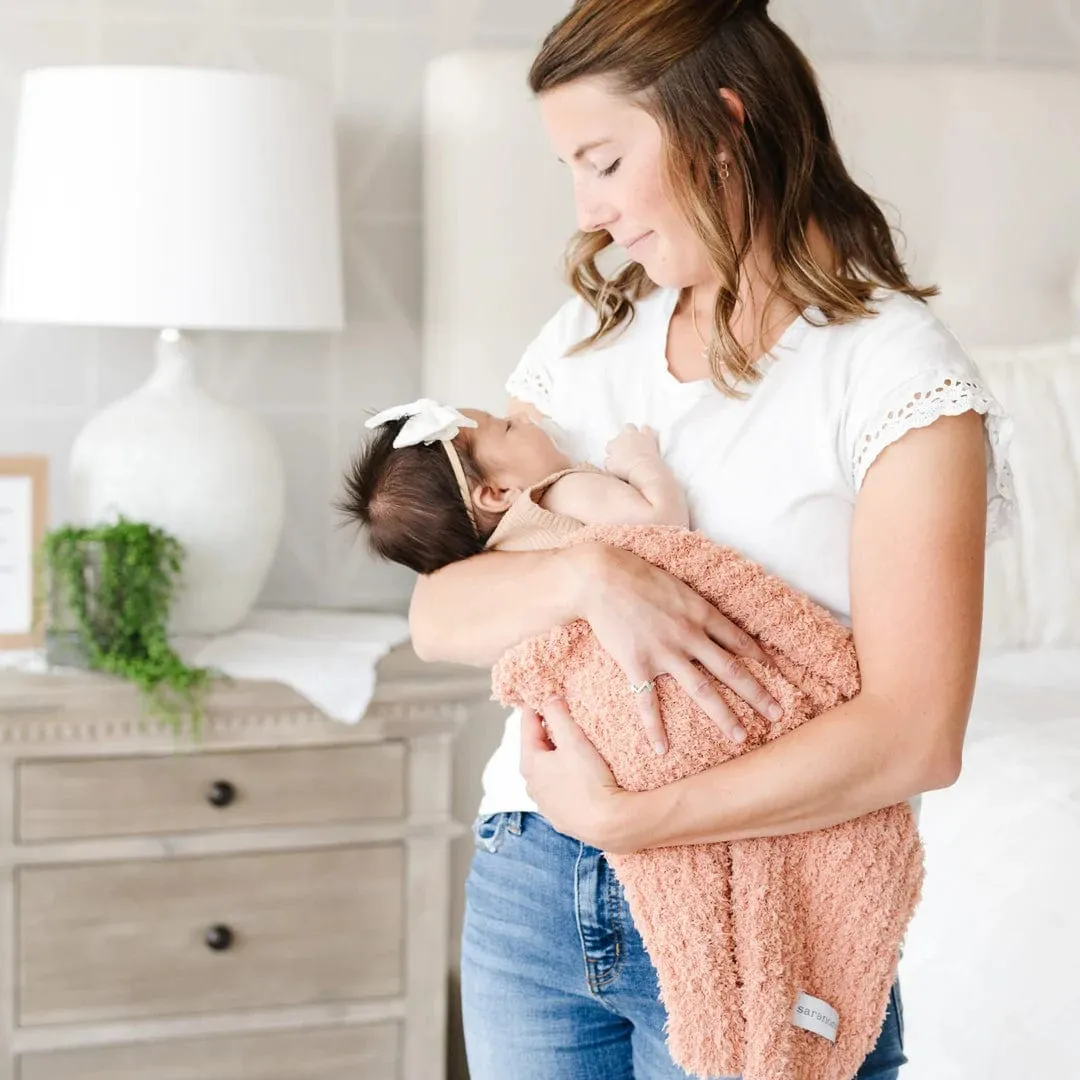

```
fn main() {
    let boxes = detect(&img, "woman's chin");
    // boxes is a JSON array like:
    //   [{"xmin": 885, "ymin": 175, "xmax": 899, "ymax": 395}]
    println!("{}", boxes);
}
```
[{"xmin": 633, "ymin": 253, "xmax": 685, "ymax": 290}]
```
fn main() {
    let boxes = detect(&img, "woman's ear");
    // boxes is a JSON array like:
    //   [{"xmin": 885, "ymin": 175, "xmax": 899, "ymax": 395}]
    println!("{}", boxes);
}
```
[
  {"xmin": 719, "ymin": 87, "xmax": 747, "ymax": 127},
  {"xmin": 473, "ymin": 482, "xmax": 519, "ymax": 515}
]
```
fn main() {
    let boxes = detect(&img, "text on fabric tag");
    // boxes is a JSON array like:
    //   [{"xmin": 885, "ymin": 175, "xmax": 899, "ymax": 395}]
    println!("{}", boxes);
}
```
[{"xmin": 792, "ymin": 991, "xmax": 839, "ymax": 1043}]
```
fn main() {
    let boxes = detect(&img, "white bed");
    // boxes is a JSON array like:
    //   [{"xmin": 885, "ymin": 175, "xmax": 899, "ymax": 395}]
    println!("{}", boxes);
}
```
[
  {"xmin": 900, "ymin": 648, "xmax": 1080, "ymax": 1079},
  {"xmin": 422, "ymin": 52, "xmax": 1080, "ymax": 1079}
]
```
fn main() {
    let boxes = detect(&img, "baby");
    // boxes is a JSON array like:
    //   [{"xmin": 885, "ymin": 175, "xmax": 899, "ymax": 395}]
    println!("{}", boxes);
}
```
[{"xmin": 338, "ymin": 397, "xmax": 689, "ymax": 573}]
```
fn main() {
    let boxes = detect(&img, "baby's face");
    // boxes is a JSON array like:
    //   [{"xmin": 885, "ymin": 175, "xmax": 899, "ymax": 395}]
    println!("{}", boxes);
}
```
[{"xmin": 460, "ymin": 409, "xmax": 572, "ymax": 491}]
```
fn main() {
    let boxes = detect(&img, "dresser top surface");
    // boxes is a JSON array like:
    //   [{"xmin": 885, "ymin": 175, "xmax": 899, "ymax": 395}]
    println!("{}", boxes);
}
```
[{"xmin": 0, "ymin": 644, "xmax": 493, "ymax": 750}]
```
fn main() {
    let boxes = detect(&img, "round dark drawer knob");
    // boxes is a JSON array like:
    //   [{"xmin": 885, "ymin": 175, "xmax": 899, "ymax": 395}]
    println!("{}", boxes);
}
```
[
  {"xmin": 206, "ymin": 780, "xmax": 237, "ymax": 808},
  {"xmin": 204, "ymin": 924, "xmax": 235, "ymax": 952}
]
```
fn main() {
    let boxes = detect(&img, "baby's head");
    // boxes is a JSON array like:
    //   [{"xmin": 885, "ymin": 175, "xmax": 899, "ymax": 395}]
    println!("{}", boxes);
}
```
[{"xmin": 338, "ymin": 400, "xmax": 570, "ymax": 574}]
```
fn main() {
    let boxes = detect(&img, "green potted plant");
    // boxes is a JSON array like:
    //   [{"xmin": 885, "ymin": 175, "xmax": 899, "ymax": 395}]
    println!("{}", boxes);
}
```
[{"xmin": 40, "ymin": 518, "xmax": 213, "ymax": 733}]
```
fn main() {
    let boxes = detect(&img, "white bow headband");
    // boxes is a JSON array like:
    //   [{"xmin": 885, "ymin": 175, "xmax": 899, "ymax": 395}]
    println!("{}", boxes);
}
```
[{"xmin": 365, "ymin": 399, "xmax": 479, "ymax": 530}]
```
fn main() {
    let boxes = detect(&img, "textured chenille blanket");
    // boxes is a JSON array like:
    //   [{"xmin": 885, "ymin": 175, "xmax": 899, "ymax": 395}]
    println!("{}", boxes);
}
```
[{"xmin": 490, "ymin": 524, "xmax": 924, "ymax": 1080}]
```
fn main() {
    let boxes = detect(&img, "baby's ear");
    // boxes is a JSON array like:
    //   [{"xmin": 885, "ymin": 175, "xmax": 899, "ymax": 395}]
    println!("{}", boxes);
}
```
[{"xmin": 473, "ymin": 483, "xmax": 519, "ymax": 514}]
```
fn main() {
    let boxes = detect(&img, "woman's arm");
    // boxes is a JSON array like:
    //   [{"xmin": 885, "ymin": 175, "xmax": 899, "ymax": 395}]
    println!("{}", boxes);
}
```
[
  {"xmin": 415, "ymin": 550, "xmax": 793, "ymax": 763},
  {"xmin": 522, "ymin": 412, "xmax": 989, "ymax": 852},
  {"xmin": 628, "ymin": 410, "xmax": 986, "ymax": 847},
  {"xmin": 409, "ymin": 548, "xmax": 582, "ymax": 667},
  {"xmin": 411, "ymin": 536, "xmax": 781, "ymax": 749}
]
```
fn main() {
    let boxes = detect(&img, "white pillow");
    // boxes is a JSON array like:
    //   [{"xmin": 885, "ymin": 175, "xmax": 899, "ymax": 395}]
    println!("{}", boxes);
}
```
[{"xmin": 971, "ymin": 338, "xmax": 1080, "ymax": 651}]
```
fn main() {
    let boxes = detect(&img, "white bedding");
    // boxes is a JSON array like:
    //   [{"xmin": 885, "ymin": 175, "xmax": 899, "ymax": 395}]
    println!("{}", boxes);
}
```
[{"xmin": 900, "ymin": 649, "xmax": 1080, "ymax": 1079}]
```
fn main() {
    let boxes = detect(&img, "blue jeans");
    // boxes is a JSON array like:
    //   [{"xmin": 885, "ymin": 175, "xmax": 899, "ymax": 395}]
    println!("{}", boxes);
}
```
[{"xmin": 462, "ymin": 812, "xmax": 907, "ymax": 1080}]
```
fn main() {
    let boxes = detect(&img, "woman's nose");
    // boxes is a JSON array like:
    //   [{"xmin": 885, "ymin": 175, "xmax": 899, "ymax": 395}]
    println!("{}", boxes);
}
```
[{"xmin": 574, "ymin": 184, "xmax": 616, "ymax": 234}]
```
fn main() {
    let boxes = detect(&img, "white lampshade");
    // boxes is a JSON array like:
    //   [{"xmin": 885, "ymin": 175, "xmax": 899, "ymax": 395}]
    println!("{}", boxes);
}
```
[
  {"xmin": 0, "ymin": 67, "xmax": 345, "ymax": 635},
  {"xmin": 0, "ymin": 66, "xmax": 343, "ymax": 330}
]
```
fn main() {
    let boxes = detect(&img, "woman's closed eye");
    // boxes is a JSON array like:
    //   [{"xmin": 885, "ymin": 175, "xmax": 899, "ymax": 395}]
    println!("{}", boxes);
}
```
[{"xmin": 599, "ymin": 158, "xmax": 621, "ymax": 178}]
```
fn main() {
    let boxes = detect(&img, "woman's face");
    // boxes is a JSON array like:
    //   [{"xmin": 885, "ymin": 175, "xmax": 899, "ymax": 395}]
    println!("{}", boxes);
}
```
[{"xmin": 538, "ymin": 76, "xmax": 712, "ymax": 289}]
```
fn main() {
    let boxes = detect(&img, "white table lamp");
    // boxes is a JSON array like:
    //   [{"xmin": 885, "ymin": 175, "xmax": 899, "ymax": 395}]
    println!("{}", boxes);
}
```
[{"xmin": 0, "ymin": 67, "xmax": 344, "ymax": 634}]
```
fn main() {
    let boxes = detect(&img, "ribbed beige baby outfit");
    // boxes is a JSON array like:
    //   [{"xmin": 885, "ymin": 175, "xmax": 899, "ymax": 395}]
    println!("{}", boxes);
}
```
[{"xmin": 484, "ymin": 465, "xmax": 599, "ymax": 552}]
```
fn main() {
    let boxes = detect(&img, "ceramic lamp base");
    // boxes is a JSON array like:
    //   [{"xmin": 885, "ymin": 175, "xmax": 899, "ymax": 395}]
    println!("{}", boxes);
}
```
[{"xmin": 68, "ymin": 330, "xmax": 285, "ymax": 635}]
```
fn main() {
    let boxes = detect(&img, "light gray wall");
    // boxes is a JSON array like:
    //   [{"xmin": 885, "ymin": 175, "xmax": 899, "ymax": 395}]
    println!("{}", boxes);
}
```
[{"xmin": 1, "ymin": 0, "xmax": 1077, "ymax": 615}]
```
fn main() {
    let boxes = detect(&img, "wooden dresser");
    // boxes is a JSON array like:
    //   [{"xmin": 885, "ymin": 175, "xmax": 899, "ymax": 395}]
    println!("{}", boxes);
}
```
[{"xmin": 0, "ymin": 645, "xmax": 488, "ymax": 1080}]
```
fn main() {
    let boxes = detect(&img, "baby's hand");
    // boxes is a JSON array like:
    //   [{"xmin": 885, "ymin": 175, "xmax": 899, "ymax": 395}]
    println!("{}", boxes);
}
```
[{"xmin": 604, "ymin": 424, "xmax": 661, "ymax": 480}]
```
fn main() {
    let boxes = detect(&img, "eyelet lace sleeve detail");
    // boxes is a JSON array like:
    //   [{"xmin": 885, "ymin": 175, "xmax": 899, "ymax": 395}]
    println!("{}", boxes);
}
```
[
  {"xmin": 506, "ymin": 356, "xmax": 554, "ymax": 413},
  {"xmin": 852, "ymin": 373, "xmax": 1015, "ymax": 541}
]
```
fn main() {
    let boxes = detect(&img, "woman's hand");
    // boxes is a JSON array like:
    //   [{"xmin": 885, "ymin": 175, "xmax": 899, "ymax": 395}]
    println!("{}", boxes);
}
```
[
  {"xmin": 566, "ymin": 542, "xmax": 782, "ymax": 755},
  {"xmin": 520, "ymin": 700, "xmax": 644, "ymax": 852}
]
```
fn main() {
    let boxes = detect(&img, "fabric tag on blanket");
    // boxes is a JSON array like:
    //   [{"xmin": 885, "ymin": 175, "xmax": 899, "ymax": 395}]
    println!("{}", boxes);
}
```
[{"xmin": 792, "ymin": 992, "xmax": 839, "ymax": 1043}]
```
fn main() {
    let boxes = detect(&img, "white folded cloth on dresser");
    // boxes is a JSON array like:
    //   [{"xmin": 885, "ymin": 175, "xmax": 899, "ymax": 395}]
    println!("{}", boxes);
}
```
[
  {"xmin": 0, "ymin": 609, "xmax": 411, "ymax": 725},
  {"xmin": 0, "ymin": 649, "xmax": 46, "ymax": 673},
  {"xmin": 174, "ymin": 608, "xmax": 411, "ymax": 724}
]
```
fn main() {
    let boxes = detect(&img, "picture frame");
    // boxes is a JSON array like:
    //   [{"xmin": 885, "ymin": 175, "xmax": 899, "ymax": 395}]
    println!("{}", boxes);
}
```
[{"xmin": 0, "ymin": 456, "xmax": 48, "ymax": 649}]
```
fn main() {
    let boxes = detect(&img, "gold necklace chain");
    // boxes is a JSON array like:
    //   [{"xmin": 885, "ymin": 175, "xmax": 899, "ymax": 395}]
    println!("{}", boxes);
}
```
[
  {"xmin": 689, "ymin": 285, "xmax": 710, "ymax": 360},
  {"xmin": 690, "ymin": 289, "xmax": 789, "ymax": 363}
]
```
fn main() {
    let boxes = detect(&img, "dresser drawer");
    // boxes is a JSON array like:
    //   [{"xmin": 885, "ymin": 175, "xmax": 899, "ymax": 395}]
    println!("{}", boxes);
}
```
[
  {"xmin": 18, "ymin": 1023, "xmax": 401, "ymax": 1080},
  {"xmin": 17, "ymin": 845, "xmax": 404, "ymax": 1026},
  {"xmin": 16, "ymin": 744, "xmax": 406, "ymax": 842}
]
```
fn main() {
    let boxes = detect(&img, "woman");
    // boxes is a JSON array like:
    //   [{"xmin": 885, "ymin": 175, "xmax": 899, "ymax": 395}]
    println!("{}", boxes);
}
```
[{"xmin": 412, "ymin": 1, "xmax": 1011, "ymax": 1077}]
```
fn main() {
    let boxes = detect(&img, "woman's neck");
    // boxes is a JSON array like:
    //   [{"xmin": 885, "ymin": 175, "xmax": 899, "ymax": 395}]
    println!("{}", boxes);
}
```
[{"xmin": 687, "ymin": 217, "xmax": 834, "ymax": 357}]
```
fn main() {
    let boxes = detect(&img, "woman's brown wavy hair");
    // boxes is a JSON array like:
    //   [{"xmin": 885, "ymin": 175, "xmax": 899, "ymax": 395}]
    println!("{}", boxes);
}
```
[{"xmin": 529, "ymin": 0, "xmax": 935, "ymax": 392}]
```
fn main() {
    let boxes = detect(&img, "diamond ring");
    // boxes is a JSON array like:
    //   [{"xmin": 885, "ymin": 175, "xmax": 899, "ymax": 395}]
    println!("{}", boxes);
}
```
[{"xmin": 629, "ymin": 679, "xmax": 657, "ymax": 695}]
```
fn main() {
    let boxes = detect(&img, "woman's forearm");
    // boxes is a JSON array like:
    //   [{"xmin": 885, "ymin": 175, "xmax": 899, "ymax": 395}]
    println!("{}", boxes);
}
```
[
  {"xmin": 409, "ymin": 546, "xmax": 589, "ymax": 666},
  {"xmin": 620, "ymin": 415, "xmax": 986, "ymax": 852},
  {"xmin": 624, "ymin": 691, "xmax": 961, "ymax": 851}
]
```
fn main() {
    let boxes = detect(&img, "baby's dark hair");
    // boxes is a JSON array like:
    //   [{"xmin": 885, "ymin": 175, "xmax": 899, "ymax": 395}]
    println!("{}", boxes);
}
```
[{"xmin": 338, "ymin": 417, "xmax": 496, "ymax": 575}]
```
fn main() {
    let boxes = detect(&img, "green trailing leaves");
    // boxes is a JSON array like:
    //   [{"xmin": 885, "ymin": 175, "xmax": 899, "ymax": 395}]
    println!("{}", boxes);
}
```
[{"xmin": 40, "ymin": 519, "xmax": 213, "ymax": 734}]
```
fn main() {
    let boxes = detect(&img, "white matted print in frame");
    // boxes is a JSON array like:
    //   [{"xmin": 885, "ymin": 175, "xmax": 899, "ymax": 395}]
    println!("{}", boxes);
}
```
[{"xmin": 0, "ymin": 456, "xmax": 48, "ymax": 649}]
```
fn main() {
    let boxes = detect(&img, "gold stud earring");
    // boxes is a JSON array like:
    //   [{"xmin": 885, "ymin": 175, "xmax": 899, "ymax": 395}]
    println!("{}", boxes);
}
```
[{"xmin": 719, "ymin": 158, "xmax": 731, "ymax": 184}]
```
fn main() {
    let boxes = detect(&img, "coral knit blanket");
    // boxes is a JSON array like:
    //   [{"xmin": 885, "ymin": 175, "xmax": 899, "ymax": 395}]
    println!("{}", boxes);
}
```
[{"xmin": 490, "ymin": 524, "xmax": 924, "ymax": 1080}]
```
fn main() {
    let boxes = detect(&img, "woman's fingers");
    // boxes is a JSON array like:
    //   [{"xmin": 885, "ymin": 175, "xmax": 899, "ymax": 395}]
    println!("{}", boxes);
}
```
[
  {"xmin": 519, "ymin": 705, "xmax": 553, "ymax": 760},
  {"xmin": 581, "ymin": 547, "xmax": 784, "ymax": 743},
  {"xmin": 692, "ymin": 634, "xmax": 783, "ymax": 723},
  {"xmin": 628, "ymin": 669, "xmax": 667, "ymax": 756},
  {"xmin": 702, "ymin": 608, "xmax": 772, "ymax": 666},
  {"xmin": 663, "ymin": 657, "xmax": 747, "ymax": 742}
]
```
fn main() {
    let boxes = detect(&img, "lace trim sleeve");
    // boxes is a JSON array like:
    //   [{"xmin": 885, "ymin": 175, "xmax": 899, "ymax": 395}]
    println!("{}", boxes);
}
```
[
  {"xmin": 505, "ymin": 355, "xmax": 554, "ymax": 413},
  {"xmin": 852, "ymin": 373, "xmax": 1015, "ymax": 541}
]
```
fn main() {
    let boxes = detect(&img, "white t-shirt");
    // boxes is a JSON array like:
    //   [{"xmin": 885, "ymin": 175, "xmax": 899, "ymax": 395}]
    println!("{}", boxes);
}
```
[{"xmin": 479, "ymin": 287, "xmax": 1012, "ymax": 816}]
